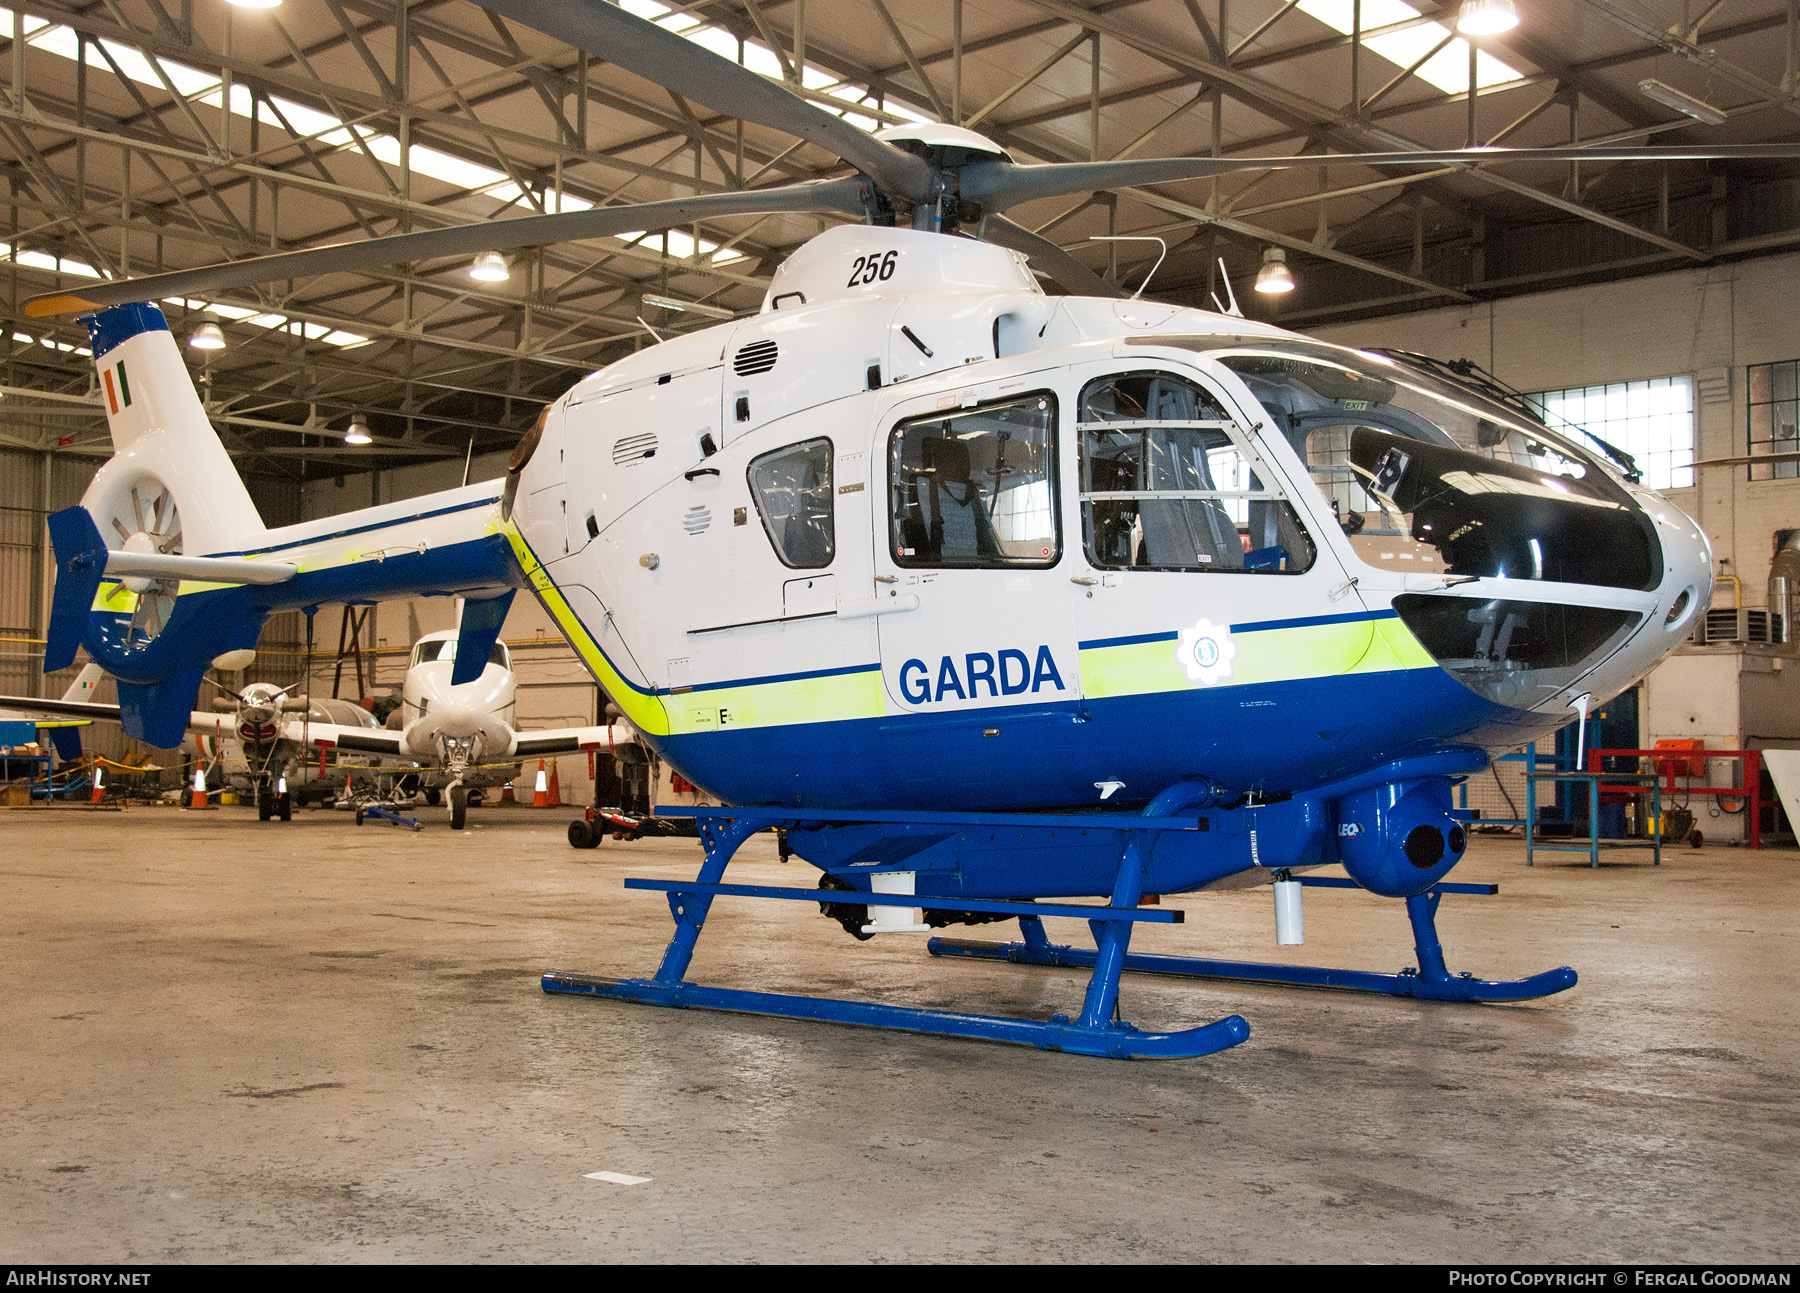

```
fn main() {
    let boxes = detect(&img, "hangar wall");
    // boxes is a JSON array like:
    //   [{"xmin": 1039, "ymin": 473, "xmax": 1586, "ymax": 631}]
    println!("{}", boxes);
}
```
[{"xmin": 1307, "ymin": 248, "xmax": 1800, "ymax": 610}]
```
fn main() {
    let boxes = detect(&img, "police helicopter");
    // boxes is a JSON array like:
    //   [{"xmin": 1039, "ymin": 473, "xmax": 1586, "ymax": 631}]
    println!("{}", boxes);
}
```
[{"xmin": 24, "ymin": 0, "xmax": 1783, "ymax": 1059}]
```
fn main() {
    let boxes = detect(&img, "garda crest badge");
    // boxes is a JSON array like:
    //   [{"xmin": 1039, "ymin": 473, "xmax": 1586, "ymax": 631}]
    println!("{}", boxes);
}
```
[{"xmin": 1175, "ymin": 618, "xmax": 1236, "ymax": 686}]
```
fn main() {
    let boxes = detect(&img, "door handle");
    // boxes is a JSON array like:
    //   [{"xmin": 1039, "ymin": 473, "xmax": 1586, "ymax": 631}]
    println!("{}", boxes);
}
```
[
  {"xmin": 837, "ymin": 595, "xmax": 920, "ymax": 620},
  {"xmin": 1070, "ymin": 576, "xmax": 1097, "ymax": 586}
]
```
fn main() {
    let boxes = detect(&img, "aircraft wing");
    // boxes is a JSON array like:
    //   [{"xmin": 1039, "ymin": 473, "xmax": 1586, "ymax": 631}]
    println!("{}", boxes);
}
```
[
  {"xmin": 294, "ymin": 723, "xmax": 407, "ymax": 759},
  {"xmin": 0, "ymin": 694, "xmax": 266, "ymax": 740},
  {"xmin": 0, "ymin": 695, "xmax": 117, "ymax": 723},
  {"xmin": 512, "ymin": 722, "xmax": 638, "ymax": 759}
]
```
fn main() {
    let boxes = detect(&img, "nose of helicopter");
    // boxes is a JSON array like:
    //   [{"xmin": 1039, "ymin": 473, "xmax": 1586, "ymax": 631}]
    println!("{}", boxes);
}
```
[
  {"xmin": 1577, "ymin": 487, "xmax": 1712, "ymax": 701},
  {"xmin": 1387, "ymin": 486, "xmax": 1710, "ymax": 721}
]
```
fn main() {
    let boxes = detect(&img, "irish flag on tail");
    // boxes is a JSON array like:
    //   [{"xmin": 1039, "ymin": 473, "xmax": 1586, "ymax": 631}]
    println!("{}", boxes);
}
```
[{"xmin": 100, "ymin": 358, "xmax": 132, "ymax": 415}]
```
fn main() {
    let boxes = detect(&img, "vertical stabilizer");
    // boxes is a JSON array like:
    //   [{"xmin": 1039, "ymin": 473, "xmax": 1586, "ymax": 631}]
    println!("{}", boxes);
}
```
[{"xmin": 83, "ymin": 303, "xmax": 264, "ymax": 555}]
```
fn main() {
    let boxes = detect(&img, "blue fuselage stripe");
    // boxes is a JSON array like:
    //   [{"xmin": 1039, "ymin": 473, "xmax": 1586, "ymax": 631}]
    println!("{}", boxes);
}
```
[
  {"xmin": 671, "ymin": 662, "xmax": 879, "ymax": 695},
  {"xmin": 1077, "ymin": 609, "xmax": 1398, "ymax": 652},
  {"xmin": 1230, "ymin": 608, "xmax": 1399, "ymax": 634}
]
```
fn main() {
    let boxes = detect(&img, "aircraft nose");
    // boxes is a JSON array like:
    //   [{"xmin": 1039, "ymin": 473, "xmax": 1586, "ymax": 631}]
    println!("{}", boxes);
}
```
[{"xmin": 1641, "ymin": 488, "xmax": 1711, "ymax": 638}]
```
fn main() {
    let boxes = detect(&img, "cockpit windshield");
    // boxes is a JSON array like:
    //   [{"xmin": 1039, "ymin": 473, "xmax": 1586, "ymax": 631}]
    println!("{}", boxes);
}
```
[
  {"xmin": 411, "ymin": 638, "xmax": 511, "ymax": 670},
  {"xmin": 1202, "ymin": 340, "xmax": 1661, "ymax": 592}
]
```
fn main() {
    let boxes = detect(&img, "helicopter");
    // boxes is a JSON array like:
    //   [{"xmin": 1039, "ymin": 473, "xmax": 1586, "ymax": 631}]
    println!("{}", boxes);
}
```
[{"xmin": 25, "ymin": 0, "xmax": 1776, "ymax": 1059}]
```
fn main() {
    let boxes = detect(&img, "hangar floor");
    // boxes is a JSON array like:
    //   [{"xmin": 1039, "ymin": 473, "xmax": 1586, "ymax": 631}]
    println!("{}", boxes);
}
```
[{"xmin": 1, "ymin": 805, "xmax": 1794, "ymax": 1264}]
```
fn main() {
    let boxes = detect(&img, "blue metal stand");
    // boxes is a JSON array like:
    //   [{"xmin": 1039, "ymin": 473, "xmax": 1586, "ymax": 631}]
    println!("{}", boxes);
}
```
[
  {"xmin": 543, "ymin": 795, "xmax": 1252, "ymax": 1060},
  {"xmin": 355, "ymin": 803, "xmax": 422, "ymax": 830},
  {"xmin": 929, "ymin": 877, "xmax": 1577, "ymax": 1004}
]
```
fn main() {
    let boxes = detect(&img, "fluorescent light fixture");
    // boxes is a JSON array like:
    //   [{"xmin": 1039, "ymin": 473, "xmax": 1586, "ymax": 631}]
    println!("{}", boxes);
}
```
[
  {"xmin": 1456, "ymin": 0, "xmax": 1519, "ymax": 35},
  {"xmin": 468, "ymin": 250, "xmax": 510, "ymax": 282},
  {"xmin": 642, "ymin": 293, "xmax": 736, "ymax": 320},
  {"xmin": 1254, "ymin": 248, "xmax": 1295, "ymax": 295},
  {"xmin": 187, "ymin": 316, "xmax": 226, "ymax": 350},
  {"xmin": 1639, "ymin": 79, "xmax": 1728, "ymax": 127},
  {"xmin": 343, "ymin": 416, "xmax": 372, "ymax": 446}
]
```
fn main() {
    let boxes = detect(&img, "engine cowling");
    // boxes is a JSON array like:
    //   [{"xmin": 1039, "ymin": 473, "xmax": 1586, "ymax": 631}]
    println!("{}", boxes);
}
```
[{"xmin": 1335, "ymin": 778, "xmax": 1467, "ymax": 897}]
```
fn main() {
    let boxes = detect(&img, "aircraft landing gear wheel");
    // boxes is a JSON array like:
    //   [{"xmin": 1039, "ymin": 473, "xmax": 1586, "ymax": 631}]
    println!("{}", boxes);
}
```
[
  {"xmin": 257, "ymin": 782, "xmax": 273, "ymax": 822},
  {"xmin": 278, "ymin": 794, "xmax": 292, "ymax": 822},
  {"xmin": 425, "ymin": 788, "xmax": 442, "ymax": 807},
  {"xmin": 568, "ymin": 819, "xmax": 600, "ymax": 849},
  {"xmin": 354, "ymin": 807, "xmax": 366, "ymax": 826},
  {"xmin": 450, "ymin": 787, "xmax": 468, "ymax": 831}
]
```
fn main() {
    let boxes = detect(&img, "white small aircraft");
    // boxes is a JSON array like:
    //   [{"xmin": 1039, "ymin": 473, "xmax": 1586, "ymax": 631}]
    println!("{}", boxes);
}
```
[{"xmin": 1, "ymin": 629, "xmax": 635, "ymax": 827}]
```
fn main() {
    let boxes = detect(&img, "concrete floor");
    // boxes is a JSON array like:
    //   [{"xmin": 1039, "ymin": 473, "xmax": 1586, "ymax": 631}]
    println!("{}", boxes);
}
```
[{"xmin": 1, "ymin": 803, "xmax": 1794, "ymax": 1264}]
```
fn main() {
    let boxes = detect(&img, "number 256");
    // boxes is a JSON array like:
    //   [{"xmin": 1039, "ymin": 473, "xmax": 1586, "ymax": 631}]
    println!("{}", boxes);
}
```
[{"xmin": 846, "ymin": 250, "xmax": 897, "ymax": 287}]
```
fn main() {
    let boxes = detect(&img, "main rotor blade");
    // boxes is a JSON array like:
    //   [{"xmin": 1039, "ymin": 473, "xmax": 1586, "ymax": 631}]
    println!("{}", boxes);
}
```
[
  {"xmin": 476, "ymin": 0, "xmax": 935, "ymax": 204},
  {"xmin": 982, "ymin": 215, "xmax": 1122, "ymax": 298},
  {"xmin": 961, "ymin": 144, "xmax": 1800, "ymax": 212},
  {"xmin": 25, "ymin": 179, "xmax": 867, "ymax": 316}
]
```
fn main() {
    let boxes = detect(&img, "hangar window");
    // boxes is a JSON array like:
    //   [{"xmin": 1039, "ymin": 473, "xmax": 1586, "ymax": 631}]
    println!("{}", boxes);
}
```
[
  {"xmin": 888, "ymin": 394, "xmax": 1058, "ymax": 568},
  {"xmin": 749, "ymin": 438, "xmax": 835, "ymax": 569},
  {"xmin": 1746, "ymin": 361, "xmax": 1800, "ymax": 482},
  {"xmin": 1527, "ymin": 376, "xmax": 1694, "ymax": 491},
  {"xmin": 1078, "ymin": 371, "xmax": 1314, "ymax": 574}
]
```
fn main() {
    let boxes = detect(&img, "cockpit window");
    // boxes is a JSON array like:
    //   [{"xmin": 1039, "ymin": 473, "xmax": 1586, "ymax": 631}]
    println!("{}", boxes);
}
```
[
  {"xmin": 1077, "ymin": 371, "xmax": 1314, "ymax": 574},
  {"xmin": 1214, "ymin": 345, "xmax": 1661, "ymax": 592},
  {"xmin": 410, "ymin": 638, "xmax": 509, "ymax": 669}
]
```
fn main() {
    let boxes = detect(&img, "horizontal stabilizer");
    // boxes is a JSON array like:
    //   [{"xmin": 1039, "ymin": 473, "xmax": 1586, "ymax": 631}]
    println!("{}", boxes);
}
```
[
  {"xmin": 453, "ymin": 590, "xmax": 516, "ymax": 687},
  {"xmin": 44, "ymin": 507, "xmax": 108, "ymax": 673},
  {"xmin": 104, "ymin": 550, "xmax": 296, "ymax": 585}
]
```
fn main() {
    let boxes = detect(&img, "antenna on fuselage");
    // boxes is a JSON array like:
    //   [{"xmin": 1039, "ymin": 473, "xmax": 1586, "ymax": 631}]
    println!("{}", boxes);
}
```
[
  {"xmin": 461, "ymin": 436, "xmax": 474, "ymax": 488},
  {"xmin": 1211, "ymin": 257, "xmax": 1244, "ymax": 318},
  {"xmin": 1088, "ymin": 235, "xmax": 1167, "ymax": 300}
]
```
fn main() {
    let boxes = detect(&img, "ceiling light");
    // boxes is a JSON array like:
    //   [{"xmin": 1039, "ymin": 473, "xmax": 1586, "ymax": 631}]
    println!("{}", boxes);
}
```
[
  {"xmin": 468, "ymin": 250, "xmax": 510, "ymax": 282},
  {"xmin": 187, "ymin": 316, "xmax": 226, "ymax": 350},
  {"xmin": 642, "ymin": 293, "xmax": 736, "ymax": 320},
  {"xmin": 1254, "ymin": 247, "xmax": 1295, "ymax": 295},
  {"xmin": 1638, "ymin": 79, "xmax": 1728, "ymax": 127},
  {"xmin": 1456, "ymin": 0, "xmax": 1520, "ymax": 35},
  {"xmin": 343, "ymin": 416, "xmax": 372, "ymax": 446}
]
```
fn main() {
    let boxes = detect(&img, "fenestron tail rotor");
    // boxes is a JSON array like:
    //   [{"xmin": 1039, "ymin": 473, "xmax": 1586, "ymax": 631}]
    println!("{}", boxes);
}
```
[
  {"xmin": 92, "ymin": 481, "xmax": 182, "ymax": 646},
  {"xmin": 21, "ymin": 0, "xmax": 1800, "ymax": 313}
]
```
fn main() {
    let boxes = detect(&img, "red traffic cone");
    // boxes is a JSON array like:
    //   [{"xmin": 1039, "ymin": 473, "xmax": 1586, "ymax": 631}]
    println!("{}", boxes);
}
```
[
  {"xmin": 546, "ymin": 759, "xmax": 562, "ymax": 807},
  {"xmin": 188, "ymin": 765, "xmax": 209, "ymax": 809},
  {"xmin": 89, "ymin": 765, "xmax": 105, "ymax": 804},
  {"xmin": 531, "ymin": 760, "xmax": 549, "ymax": 808}
]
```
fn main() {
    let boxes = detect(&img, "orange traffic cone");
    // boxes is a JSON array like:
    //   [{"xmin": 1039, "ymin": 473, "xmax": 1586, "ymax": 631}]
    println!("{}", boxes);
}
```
[
  {"xmin": 188, "ymin": 764, "xmax": 209, "ymax": 809},
  {"xmin": 531, "ymin": 760, "xmax": 549, "ymax": 808},
  {"xmin": 89, "ymin": 765, "xmax": 105, "ymax": 804},
  {"xmin": 546, "ymin": 759, "xmax": 563, "ymax": 807}
]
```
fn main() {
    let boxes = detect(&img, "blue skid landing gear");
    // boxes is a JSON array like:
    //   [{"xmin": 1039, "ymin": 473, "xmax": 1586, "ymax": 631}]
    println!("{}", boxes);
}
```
[
  {"xmin": 930, "ymin": 879, "xmax": 1577, "ymax": 1004},
  {"xmin": 542, "ymin": 805, "xmax": 1250, "ymax": 1060}
]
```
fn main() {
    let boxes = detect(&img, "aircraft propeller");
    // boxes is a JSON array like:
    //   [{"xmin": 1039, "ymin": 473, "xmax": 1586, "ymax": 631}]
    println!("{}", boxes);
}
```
[{"xmin": 23, "ymin": 0, "xmax": 1800, "ymax": 315}]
